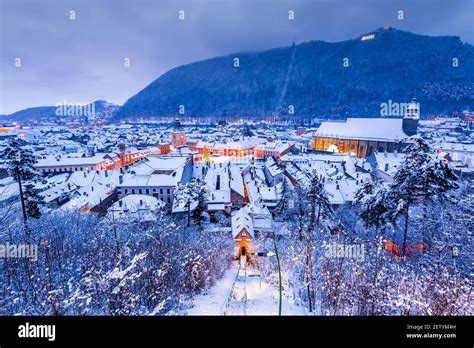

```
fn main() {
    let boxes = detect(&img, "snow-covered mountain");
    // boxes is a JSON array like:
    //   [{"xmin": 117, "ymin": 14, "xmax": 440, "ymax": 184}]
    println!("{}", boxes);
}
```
[{"xmin": 114, "ymin": 27, "xmax": 474, "ymax": 120}]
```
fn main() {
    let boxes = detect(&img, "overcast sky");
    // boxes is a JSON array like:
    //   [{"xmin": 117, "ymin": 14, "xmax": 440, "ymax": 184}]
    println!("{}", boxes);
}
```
[{"xmin": 0, "ymin": 0, "xmax": 472, "ymax": 114}]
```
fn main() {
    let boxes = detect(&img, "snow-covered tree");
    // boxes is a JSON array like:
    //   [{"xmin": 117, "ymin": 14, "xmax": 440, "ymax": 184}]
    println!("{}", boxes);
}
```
[
  {"xmin": 307, "ymin": 172, "xmax": 333, "ymax": 229},
  {"xmin": 287, "ymin": 172, "xmax": 333, "ymax": 313},
  {"xmin": 273, "ymin": 175, "xmax": 294, "ymax": 219},
  {"xmin": 388, "ymin": 138, "xmax": 458, "ymax": 254},
  {"xmin": 24, "ymin": 184, "xmax": 43, "ymax": 219},
  {"xmin": 353, "ymin": 177, "xmax": 396, "ymax": 238},
  {"xmin": 175, "ymin": 179, "xmax": 201, "ymax": 227},
  {"xmin": 354, "ymin": 178, "xmax": 378, "ymax": 231},
  {"xmin": 1, "ymin": 138, "xmax": 44, "ymax": 221},
  {"xmin": 191, "ymin": 178, "xmax": 209, "ymax": 227}
]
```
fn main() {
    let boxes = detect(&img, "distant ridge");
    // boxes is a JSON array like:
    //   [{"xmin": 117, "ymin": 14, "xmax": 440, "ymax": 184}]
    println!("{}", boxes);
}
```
[{"xmin": 2, "ymin": 100, "xmax": 119, "ymax": 122}]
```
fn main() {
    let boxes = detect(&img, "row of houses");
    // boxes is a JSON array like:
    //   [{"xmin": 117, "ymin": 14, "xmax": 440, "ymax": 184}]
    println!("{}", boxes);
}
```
[{"xmin": 34, "ymin": 144, "xmax": 169, "ymax": 174}]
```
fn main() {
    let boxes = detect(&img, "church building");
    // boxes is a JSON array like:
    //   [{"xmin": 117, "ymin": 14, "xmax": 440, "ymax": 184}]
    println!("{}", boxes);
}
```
[{"xmin": 311, "ymin": 100, "xmax": 420, "ymax": 158}]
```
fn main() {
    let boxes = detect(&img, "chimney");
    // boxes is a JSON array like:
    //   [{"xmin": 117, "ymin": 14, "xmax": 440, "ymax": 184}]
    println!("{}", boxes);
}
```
[
  {"xmin": 119, "ymin": 200, "xmax": 122, "ymax": 207},
  {"xmin": 105, "ymin": 170, "xmax": 108, "ymax": 177},
  {"xmin": 119, "ymin": 175, "xmax": 123, "ymax": 184},
  {"xmin": 140, "ymin": 199, "xmax": 143, "ymax": 206},
  {"xmin": 384, "ymin": 163, "xmax": 389, "ymax": 172}
]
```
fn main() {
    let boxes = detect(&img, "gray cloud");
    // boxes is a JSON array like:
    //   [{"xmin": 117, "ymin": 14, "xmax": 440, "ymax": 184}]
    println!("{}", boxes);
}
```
[{"xmin": 1, "ymin": 0, "xmax": 472, "ymax": 114}]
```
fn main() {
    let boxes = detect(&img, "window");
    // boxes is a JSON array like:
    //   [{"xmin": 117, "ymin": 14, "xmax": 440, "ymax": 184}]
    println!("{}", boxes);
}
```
[
  {"xmin": 124, "ymin": 189, "xmax": 128, "ymax": 194},
  {"xmin": 167, "ymin": 188, "xmax": 170, "ymax": 194},
  {"xmin": 139, "ymin": 189, "xmax": 143, "ymax": 194},
  {"xmin": 167, "ymin": 197, "xmax": 171, "ymax": 203},
  {"xmin": 146, "ymin": 189, "xmax": 149, "ymax": 195},
  {"xmin": 132, "ymin": 189, "xmax": 135, "ymax": 194},
  {"xmin": 160, "ymin": 188, "xmax": 163, "ymax": 194}
]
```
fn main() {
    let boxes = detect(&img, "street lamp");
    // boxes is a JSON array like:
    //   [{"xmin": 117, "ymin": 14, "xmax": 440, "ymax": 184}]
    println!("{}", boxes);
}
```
[{"xmin": 257, "ymin": 245, "xmax": 283, "ymax": 316}]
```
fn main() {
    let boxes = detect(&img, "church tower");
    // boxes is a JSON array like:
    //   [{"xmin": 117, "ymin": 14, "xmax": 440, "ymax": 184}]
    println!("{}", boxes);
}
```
[{"xmin": 403, "ymin": 98, "xmax": 420, "ymax": 136}]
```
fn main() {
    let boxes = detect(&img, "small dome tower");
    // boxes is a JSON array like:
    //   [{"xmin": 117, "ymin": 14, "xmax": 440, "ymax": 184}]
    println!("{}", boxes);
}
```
[{"xmin": 406, "ymin": 98, "xmax": 420, "ymax": 119}]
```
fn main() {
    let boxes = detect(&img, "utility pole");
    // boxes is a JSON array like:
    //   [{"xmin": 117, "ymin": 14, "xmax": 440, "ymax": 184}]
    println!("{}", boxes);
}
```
[{"xmin": 15, "ymin": 152, "xmax": 27, "ymax": 223}]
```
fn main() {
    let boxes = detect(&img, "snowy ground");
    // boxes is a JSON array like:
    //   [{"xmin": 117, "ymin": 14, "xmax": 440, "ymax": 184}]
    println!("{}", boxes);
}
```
[{"xmin": 185, "ymin": 260, "xmax": 306, "ymax": 316}]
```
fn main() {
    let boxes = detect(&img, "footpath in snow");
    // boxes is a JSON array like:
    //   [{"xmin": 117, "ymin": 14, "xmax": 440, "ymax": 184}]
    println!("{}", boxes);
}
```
[{"xmin": 186, "ymin": 259, "xmax": 306, "ymax": 315}]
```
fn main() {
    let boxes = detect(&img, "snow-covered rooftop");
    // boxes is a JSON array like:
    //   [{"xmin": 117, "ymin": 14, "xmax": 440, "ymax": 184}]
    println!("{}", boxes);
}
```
[
  {"xmin": 35, "ymin": 153, "xmax": 107, "ymax": 167},
  {"xmin": 120, "ymin": 174, "xmax": 177, "ymax": 187},
  {"xmin": 108, "ymin": 194, "xmax": 165, "ymax": 222},
  {"xmin": 315, "ymin": 118, "xmax": 408, "ymax": 142},
  {"xmin": 231, "ymin": 208, "xmax": 254, "ymax": 239}
]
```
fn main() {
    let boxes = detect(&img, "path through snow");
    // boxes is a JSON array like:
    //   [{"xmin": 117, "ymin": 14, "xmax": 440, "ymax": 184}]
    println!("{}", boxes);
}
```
[{"xmin": 186, "ymin": 260, "xmax": 306, "ymax": 315}]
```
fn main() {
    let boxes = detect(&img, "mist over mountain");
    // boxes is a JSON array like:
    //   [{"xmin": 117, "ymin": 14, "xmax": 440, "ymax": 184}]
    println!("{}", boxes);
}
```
[
  {"xmin": 1, "ymin": 100, "xmax": 119, "ymax": 122},
  {"xmin": 114, "ymin": 27, "xmax": 474, "ymax": 120}
]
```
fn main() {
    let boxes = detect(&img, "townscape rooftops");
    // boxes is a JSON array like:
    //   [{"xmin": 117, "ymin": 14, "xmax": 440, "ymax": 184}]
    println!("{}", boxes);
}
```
[
  {"xmin": 196, "ymin": 137, "xmax": 266, "ymax": 150},
  {"xmin": 374, "ymin": 152, "xmax": 405, "ymax": 176},
  {"xmin": 434, "ymin": 142, "xmax": 474, "ymax": 153},
  {"xmin": 255, "ymin": 141, "xmax": 293, "ymax": 151},
  {"xmin": 35, "ymin": 153, "xmax": 107, "ymax": 167},
  {"xmin": 110, "ymin": 194, "xmax": 164, "ymax": 212}
]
